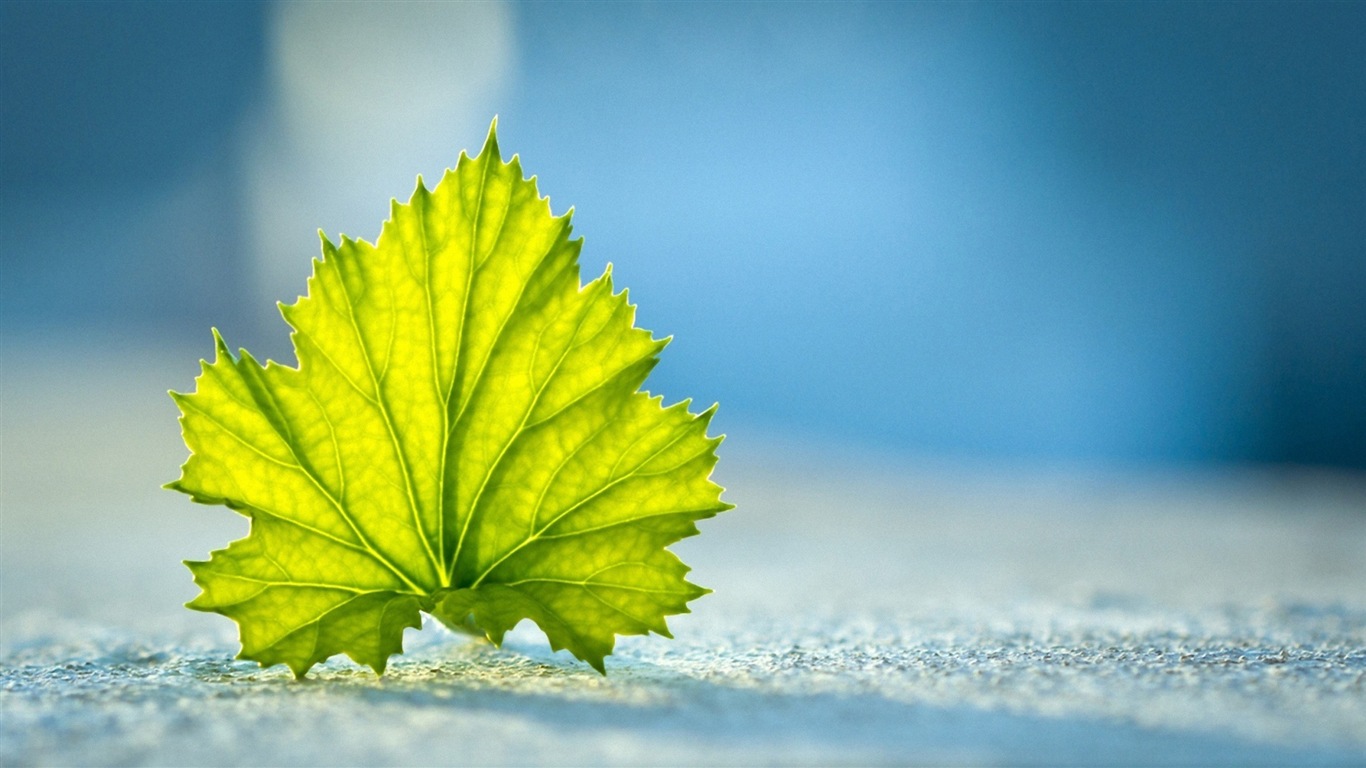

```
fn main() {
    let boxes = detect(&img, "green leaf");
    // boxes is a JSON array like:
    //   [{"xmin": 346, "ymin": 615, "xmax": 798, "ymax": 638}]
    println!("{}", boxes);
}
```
[{"xmin": 168, "ymin": 122, "xmax": 731, "ymax": 677}]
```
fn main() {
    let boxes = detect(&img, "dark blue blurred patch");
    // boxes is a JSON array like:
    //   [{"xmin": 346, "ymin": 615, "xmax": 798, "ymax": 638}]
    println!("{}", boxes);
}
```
[
  {"xmin": 0, "ymin": 0, "xmax": 266, "ymax": 342},
  {"xmin": 1, "ymin": 0, "xmax": 267, "ymax": 195}
]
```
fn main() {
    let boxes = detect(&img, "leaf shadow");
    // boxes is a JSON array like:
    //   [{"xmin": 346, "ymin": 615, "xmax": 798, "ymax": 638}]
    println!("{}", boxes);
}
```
[
  {"xmin": 223, "ymin": 638, "xmax": 1364, "ymax": 767},
  {"xmin": 7, "ymin": 629, "xmax": 1359, "ymax": 767}
]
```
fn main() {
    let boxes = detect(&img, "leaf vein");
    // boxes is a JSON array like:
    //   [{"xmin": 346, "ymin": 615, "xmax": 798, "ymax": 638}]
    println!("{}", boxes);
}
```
[
  {"xmin": 450, "ymin": 277, "xmax": 594, "ymax": 581},
  {"xmin": 181, "ymin": 397, "xmax": 424, "ymax": 593},
  {"xmin": 534, "ymin": 505, "xmax": 728, "ymax": 540},
  {"xmin": 332, "ymin": 247, "xmax": 443, "ymax": 586},
  {"xmin": 471, "ymin": 423, "xmax": 696, "ymax": 587},
  {"xmin": 417, "ymin": 188, "xmax": 449, "ymax": 577}
]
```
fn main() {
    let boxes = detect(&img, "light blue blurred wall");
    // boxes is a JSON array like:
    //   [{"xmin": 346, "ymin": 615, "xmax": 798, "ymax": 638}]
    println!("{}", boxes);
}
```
[{"xmin": 2, "ymin": 1, "xmax": 1362, "ymax": 469}]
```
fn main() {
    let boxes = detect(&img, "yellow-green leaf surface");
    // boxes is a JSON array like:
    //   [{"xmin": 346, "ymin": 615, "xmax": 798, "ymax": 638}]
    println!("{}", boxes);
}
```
[{"xmin": 168, "ymin": 124, "xmax": 731, "ymax": 677}]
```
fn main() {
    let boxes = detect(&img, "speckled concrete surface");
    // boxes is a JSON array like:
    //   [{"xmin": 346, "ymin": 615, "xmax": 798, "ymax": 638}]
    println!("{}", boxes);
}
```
[{"xmin": 3, "ymin": 340, "xmax": 1365, "ymax": 765}]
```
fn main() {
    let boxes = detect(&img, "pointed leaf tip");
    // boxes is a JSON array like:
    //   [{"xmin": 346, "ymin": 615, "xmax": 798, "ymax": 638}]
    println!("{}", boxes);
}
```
[
  {"xmin": 209, "ymin": 328, "xmax": 234, "ymax": 361},
  {"xmin": 481, "ymin": 116, "xmax": 501, "ymax": 162}
]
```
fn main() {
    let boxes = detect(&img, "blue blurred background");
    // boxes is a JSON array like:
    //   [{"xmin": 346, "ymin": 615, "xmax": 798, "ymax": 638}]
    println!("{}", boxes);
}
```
[{"xmin": 2, "ymin": 0, "xmax": 1363, "ymax": 470}]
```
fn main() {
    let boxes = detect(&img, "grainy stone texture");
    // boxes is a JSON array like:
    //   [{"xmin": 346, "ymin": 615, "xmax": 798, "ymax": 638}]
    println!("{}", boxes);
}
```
[{"xmin": 3, "ymin": 339, "xmax": 1365, "ymax": 765}]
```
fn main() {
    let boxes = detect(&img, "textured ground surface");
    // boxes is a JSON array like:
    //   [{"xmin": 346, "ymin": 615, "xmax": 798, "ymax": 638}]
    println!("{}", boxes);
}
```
[{"xmin": 3, "ymin": 339, "xmax": 1366, "ymax": 765}]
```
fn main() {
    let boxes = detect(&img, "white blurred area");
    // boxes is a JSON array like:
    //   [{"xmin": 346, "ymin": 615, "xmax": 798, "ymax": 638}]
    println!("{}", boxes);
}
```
[{"xmin": 243, "ymin": 1, "xmax": 514, "ymax": 319}]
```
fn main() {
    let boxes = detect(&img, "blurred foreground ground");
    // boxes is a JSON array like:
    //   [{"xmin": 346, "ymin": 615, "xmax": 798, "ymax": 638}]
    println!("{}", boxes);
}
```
[{"xmin": 2, "ymin": 335, "xmax": 1365, "ymax": 765}]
